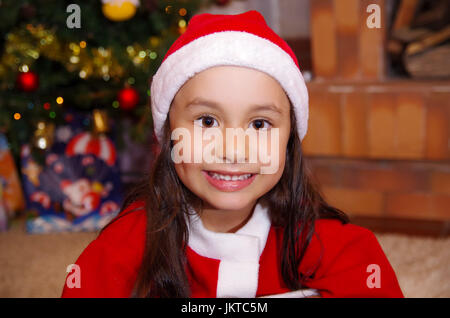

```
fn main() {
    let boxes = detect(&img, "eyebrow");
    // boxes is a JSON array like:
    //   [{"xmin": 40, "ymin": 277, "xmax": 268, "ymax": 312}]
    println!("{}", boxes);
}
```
[{"xmin": 186, "ymin": 97, "xmax": 283, "ymax": 114}]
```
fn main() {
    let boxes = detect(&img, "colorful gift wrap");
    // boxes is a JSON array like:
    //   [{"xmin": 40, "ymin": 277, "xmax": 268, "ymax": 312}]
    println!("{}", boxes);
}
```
[
  {"xmin": 0, "ymin": 133, "xmax": 26, "ymax": 216},
  {"xmin": 0, "ymin": 182, "xmax": 9, "ymax": 231},
  {"xmin": 21, "ymin": 113, "xmax": 123, "ymax": 233}
]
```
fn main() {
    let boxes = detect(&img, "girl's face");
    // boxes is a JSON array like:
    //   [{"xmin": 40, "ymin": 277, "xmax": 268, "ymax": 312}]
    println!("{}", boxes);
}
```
[{"xmin": 168, "ymin": 66, "xmax": 291, "ymax": 211}]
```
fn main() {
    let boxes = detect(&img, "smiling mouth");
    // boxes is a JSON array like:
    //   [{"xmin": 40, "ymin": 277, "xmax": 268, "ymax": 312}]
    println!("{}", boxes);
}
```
[
  {"xmin": 207, "ymin": 171, "xmax": 254, "ymax": 181},
  {"xmin": 202, "ymin": 170, "xmax": 257, "ymax": 192}
]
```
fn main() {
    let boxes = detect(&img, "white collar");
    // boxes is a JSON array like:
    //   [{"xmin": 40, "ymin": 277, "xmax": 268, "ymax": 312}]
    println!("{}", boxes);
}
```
[
  {"xmin": 186, "ymin": 201, "xmax": 272, "ymax": 262},
  {"xmin": 185, "ymin": 201, "xmax": 321, "ymax": 298}
]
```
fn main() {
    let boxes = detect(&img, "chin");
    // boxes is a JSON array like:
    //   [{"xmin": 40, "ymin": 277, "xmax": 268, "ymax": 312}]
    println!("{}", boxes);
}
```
[{"xmin": 201, "ymin": 191, "xmax": 258, "ymax": 211}]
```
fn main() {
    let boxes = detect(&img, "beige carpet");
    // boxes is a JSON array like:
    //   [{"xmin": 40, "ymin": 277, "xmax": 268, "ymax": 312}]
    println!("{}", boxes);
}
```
[{"xmin": 0, "ymin": 218, "xmax": 449, "ymax": 298}]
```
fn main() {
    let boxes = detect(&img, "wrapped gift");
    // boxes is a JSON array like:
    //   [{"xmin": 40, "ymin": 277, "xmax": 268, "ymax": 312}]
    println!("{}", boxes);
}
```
[
  {"xmin": 0, "ymin": 182, "xmax": 8, "ymax": 231},
  {"xmin": 21, "ymin": 112, "xmax": 122, "ymax": 233},
  {"xmin": 0, "ymin": 133, "xmax": 26, "ymax": 217}
]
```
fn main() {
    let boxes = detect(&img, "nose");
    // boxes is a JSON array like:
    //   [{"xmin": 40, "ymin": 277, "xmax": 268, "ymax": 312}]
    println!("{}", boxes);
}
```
[{"xmin": 221, "ymin": 128, "xmax": 248, "ymax": 164}]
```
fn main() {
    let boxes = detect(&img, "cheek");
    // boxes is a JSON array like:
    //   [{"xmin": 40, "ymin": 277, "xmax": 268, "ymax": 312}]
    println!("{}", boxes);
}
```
[
  {"xmin": 174, "ymin": 162, "xmax": 202, "ymax": 188},
  {"xmin": 263, "ymin": 151, "xmax": 286, "ymax": 183},
  {"xmin": 256, "ymin": 129, "xmax": 289, "ymax": 175},
  {"xmin": 171, "ymin": 126, "xmax": 204, "ymax": 164}
]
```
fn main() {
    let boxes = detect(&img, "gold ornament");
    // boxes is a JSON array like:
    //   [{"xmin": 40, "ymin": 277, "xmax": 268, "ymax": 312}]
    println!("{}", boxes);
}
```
[
  {"xmin": 102, "ymin": 0, "xmax": 139, "ymax": 22},
  {"xmin": 32, "ymin": 121, "xmax": 55, "ymax": 150},
  {"xmin": 92, "ymin": 109, "xmax": 110, "ymax": 135},
  {"xmin": 1, "ymin": 21, "xmax": 162, "ymax": 81}
]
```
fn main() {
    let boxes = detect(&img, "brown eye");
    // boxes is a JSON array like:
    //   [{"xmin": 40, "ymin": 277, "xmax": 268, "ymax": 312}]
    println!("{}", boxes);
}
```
[
  {"xmin": 250, "ymin": 119, "xmax": 271, "ymax": 130},
  {"xmin": 202, "ymin": 117, "xmax": 214, "ymax": 127},
  {"xmin": 194, "ymin": 116, "xmax": 218, "ymax": 128}
]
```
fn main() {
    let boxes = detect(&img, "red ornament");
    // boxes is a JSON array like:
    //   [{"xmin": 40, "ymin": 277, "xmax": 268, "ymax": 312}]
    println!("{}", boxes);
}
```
[
  {"xmin": 117, "ymin": 87, "xmax": 139, "ymax": 111},
  {"xmin": 16, "ymin": 71, "xmax": 39, "ymax": 92},
  {"xmin": 65, "ymin": 114, "xmax": 74, "ymax": 123}
]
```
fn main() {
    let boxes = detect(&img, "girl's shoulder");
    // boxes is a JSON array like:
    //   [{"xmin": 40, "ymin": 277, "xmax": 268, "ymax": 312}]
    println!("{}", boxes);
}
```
[
  {"xmin": 313, "ymin": 218, "xmax": 374, "ymax": 241},
  {"xmin": 305, "ymin": 218, "xmax": 382, "ymax": 265},
  {"xmin": 301, "ymin": 218, "xmax": 404, "ymax": 297},
  {"xmin": 96, "ymin": 200, "xmax": 147, "ymax": 246},
  {"xmin": 61, "ymin": 201, "xmax": 147, "ymax": 297}
]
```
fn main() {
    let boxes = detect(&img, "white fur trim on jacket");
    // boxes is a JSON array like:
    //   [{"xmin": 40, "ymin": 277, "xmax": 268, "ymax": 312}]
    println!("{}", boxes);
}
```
[
  {"xmin": 187, "ymin": 201, "xmax": 271, "ymax": 298},
  {"xmin": 150, "ymin": 31, "xmax": 309, "ymax": 142}
]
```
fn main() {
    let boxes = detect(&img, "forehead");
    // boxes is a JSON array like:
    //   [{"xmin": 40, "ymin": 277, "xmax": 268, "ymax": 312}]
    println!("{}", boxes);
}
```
[{"xmin": 172, "ymin": 66, "xmax": 291, "ymax": 111}]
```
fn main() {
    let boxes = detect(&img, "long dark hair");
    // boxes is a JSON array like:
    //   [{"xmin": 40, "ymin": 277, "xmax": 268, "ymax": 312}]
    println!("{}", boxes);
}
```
[{"xmin": 113, "ymin": 108, "xmax": 349, "ymax": 297}]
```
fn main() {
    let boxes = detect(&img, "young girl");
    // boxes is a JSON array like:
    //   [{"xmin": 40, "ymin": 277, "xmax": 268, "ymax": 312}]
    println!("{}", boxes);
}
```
[{"xmin": 62, "ymin": 10, "xmax": 404, "ymax": 298}]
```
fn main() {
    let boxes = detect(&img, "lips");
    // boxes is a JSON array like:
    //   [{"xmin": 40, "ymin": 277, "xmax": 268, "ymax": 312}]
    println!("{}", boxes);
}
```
[{"xmin": 202, "ymin": 170, "xmax": 257, "ymax": 192}]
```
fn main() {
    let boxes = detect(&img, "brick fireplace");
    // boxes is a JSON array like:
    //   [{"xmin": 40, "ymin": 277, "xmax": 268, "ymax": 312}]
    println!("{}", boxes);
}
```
[{"xmin": 304, "ymin": 0, "xmax": 449, "ymax": 235}]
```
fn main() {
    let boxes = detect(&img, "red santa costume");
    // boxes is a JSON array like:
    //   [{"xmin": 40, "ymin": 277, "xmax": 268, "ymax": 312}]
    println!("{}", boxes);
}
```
[
  {"xmin": 62, "ymin": 10, "xmax": 404, "ymax": 298},
  {"xmin": 62, "ymin": 200, "xmax": 403, "ymax": 298}
]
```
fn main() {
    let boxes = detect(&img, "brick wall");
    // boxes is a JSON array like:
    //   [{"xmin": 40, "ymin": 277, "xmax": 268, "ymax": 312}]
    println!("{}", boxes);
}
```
[
  {"xmin": 306, "ymin": 157, "xmax": 449, "ymax": 222},
  {"xmin": 303, "ymin": 82, "xmax": 449, "ymax": 222},
  {"xmin": 303, "ymin": 81, "xmax": 449, "ymax": 161},
  {"xmin": 310, "ymin": 0, "xmax": 386, "ymax": 80},
  {"xmin": 306, "ymin": 0, "xmax": 450, "ymax": 224}
]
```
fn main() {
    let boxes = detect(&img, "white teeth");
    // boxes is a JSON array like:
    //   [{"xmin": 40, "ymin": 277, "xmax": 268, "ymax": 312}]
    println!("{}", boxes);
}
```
[{"xmin": 210, "ymin": 173, "xmax": 252, "ymax": 181}]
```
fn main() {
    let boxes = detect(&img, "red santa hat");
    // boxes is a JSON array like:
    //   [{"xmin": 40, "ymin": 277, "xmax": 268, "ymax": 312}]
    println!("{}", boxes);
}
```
[{"xmin": 150, "ymin": 10, "xmax": 309, "ymax": 143}]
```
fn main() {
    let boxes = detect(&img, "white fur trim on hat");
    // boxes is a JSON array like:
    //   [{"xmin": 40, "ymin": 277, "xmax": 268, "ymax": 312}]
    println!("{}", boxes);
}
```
[{"xmin": 150, "ymin": 31, "xmax": 309, "ymax": 142}]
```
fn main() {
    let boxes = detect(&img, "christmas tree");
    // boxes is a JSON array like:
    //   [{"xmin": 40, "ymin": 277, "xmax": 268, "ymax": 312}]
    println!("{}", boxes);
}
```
[{"xmin": 0, "ymin": 0, "xmax": 218, "ymax": 160}]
